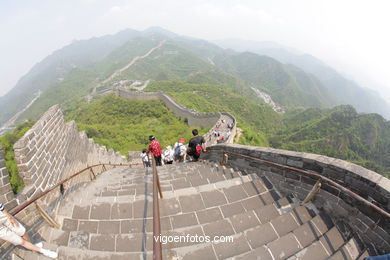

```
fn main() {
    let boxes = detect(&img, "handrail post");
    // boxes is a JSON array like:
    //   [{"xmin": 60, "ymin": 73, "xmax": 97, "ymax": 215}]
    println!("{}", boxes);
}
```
[
  {"xmin": 151, "ymin": 156, "xmax": 163, "ymax": 260},
  {"xmin": 303, "ymin": 180, "xmax": 322, "ymax": 204}
]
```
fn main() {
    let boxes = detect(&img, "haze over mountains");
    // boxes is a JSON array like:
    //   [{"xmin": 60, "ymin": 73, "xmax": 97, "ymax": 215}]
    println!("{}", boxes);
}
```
[
  {"xmin": 1, "ymin": 26, "xmax": 389, "ymax": 127},
  {"xmin": 1, "ymin": 27, "xmax": 390, "ymax": 176},
  {"xmin": 215, "ymin": 38, "xmax": 390, "ymax": 119}
]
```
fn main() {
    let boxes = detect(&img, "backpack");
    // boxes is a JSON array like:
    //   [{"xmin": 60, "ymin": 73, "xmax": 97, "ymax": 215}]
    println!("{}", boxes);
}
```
[
  {"xmin": 195, "ymin": 144, "xmax": 202, "ymax": 156},
  {"xmin": 174, "ymin": 145, "xmax": 181, "ymax": 156},
  {"xmin": 179, "ymin": 144, "xmax": 186, "ymax": 156}
]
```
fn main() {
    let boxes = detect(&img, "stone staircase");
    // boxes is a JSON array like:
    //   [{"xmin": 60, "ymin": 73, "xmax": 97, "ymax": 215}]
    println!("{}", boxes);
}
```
[{"xmin": 13, "ymin": 161, "xmax": 370, "ymax": 260}]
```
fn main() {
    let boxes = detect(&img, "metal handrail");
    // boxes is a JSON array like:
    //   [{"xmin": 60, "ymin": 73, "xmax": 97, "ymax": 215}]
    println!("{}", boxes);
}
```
[
  {"xmin": 151, "ymin": 156, "xmax": 163, "ymax": 260},
  {"xmin": 212, "ymin": 149, "xmax": 390, "ymax": 219},
  {"xmin": 10, "ymin": 162, "xmax": 141, "ymax": 216}
]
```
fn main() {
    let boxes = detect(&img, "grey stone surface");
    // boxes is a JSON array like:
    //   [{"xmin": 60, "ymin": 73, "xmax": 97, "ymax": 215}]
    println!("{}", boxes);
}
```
[
  {"xmin": 245, "ymin": 222, "xmax": 278, "ymax": 248},
  {"xmin": 230, "ymin": 211, "xmax": 260, "ymax": 233},
  {"xmin": 203, "ymin": 144, "xmax": 390, "ymax": 254},
  {"xmin": 196, "ymin": 207, "xmax": 223, "ymax": 224},
  {"xmin": 213, "ymin": 234, "xmax": 250, "ymax": 259},
  {"xmin": 267, "ymin": 233, "xmax": 301, "ymax": 260}
]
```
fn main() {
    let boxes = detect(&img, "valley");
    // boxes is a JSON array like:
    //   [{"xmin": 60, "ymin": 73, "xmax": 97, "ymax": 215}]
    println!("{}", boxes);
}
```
[{"xmin": 1, "ymin": 27, "xmax": 390, "ymax": 177}]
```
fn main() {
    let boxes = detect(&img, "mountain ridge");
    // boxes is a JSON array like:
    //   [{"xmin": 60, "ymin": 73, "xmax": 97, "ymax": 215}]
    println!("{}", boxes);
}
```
[{"xmin": 215, "ymin": 38, "xmax": 390, "ymax": 118}]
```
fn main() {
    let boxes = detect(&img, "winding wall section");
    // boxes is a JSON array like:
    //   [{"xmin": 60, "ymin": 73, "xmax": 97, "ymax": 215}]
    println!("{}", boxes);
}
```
[{"xmin": 116, "ymin": 89, "xmax": 237, "ymax": 145}]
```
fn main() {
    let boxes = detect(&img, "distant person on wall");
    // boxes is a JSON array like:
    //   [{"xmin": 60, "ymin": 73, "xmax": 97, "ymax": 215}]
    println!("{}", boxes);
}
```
[
  {"xmin": 163, "ymin": 146, "xmax": 174, "ymax": 164},
  {"xmin": 0, "ymin": 203, "xmax": 58, "ymax": 258},
  {"xmin": 140, "ymin": 149, "xmax": 150, "ymax": 168},
  {"xmin": 147, "ymin": 135, "xmax": 162, "ymax": 166},
  {"xmin": 174, "ymin": 138, "xmax": 187, "ymax": 162},
  {"xmin": 187, "ymin": 129, "xmax": 206, "ymax": 162}
]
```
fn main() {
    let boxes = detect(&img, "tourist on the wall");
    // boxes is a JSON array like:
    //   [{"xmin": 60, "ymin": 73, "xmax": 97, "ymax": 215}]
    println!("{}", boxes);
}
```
[
  {"xmin": 140, "ymin": 149, "xmax": 150, "ymax": 168},
  {"xmin": 147, "ymin": 135, "xmax": 163, "ymax": 166},
  {"xmin": 174, "ymin": 138, "xmax": 187, "ymax": 162},
  {"xmin": 163, "ymin": 146, "xmax": 174, "ymax": 164},
  {"xmin": 187, "ymin": 129, "xmax": 207, "ymax": 162},
  {"xmin": 0, "ymin": 203, "xmax": 58, "ymax": 258}
]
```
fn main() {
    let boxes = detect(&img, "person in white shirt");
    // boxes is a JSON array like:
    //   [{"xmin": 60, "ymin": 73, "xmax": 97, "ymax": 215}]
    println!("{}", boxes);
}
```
[
  {"xmin": 140, "ymin": 149, "xmax": 150, "ymax": 167},
  {"xmin": 0, "ymin": 203, "xmax": 58, "ymax": 258},
  {"xmin": 174, "ymin": 138, "xmax": 187, "ymax": 162},
  {"xmin": 163, "ymin": 146, "xmax": 174, "ymax": 164}
]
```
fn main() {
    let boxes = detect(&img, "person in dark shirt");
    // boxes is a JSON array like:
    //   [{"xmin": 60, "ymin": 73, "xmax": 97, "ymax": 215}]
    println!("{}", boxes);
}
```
[{"xmin": 188, "ymin": 129, "xmax": 207, "ymax": 161}]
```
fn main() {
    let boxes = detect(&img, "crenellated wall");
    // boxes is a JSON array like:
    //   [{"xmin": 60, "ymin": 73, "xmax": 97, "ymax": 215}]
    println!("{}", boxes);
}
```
[
  {"xmin": 13, "ymin": 105, "xmax": 127, "ymax": 204},
  {"xmin": 116, "ymin": 89, "xmax": 237, "ymax": 145},
  {"xmin": 0, "ymin": 105, "xmax": 127, "ymax": 255},
  {"xmin": 0, "ymin": 147, "xmax": 17, "ymax": 209},
  {"xmin": 203, "ymin": 144, "xmax": 390, "ymax": 255},
  {"xmin": 117, "ymin": 89, "xmax": 222, "ymax": 127}
]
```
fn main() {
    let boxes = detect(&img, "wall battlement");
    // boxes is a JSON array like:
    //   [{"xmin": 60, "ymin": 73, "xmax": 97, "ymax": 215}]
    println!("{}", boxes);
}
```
[
  {"xmin": 117, "ymin": 89, "xmax": 221, "ymax": 127},
  {"xmin": 116, "ymin": 89, "xmax": 237, "ymax": 145},
  {"xmin": 11, "ymin": 105, "xmax": 126, "ymax": 205},
  {"xmin": 0, "ymin": 147, "xmax": 17, "ymax": 210}
]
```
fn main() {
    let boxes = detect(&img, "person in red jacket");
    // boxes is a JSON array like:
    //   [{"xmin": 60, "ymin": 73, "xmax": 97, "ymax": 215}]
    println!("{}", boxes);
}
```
[{"xmin": 147, "ymin": 135, "xmax": 163, "ymax": 166}]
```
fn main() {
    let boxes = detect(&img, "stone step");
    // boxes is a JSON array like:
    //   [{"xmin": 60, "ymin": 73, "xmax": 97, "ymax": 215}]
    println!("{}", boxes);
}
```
[
  {"xmin": 283, "ymin": 225, "xmax": 345, "ymax": 260},
  {"xmin": 50, "ymin": 204, "xmax": 313, "ymax": 260},
  {"xmin": 170, "ymin": 204, "xmax": 315, "ymax": 259},
  {"xmin": 58, "ymin": 193, "xmax": 290, "ymax": 237},
  {"xmin": 233, "ymin": 209, "xmax": 332, "ymax": 260},
  {"xmin": 60, "ymin": 173, "xmax": 277, "ymax": 220},
  {"xmin": 96, "ymin": 164, "xmax": 245, "ymax": 197},
  {"xmin": 62, "ymin": 187, "xmax": 280, "ymax": 223},
  {"xmin": 357, "ymin": 251, "xmax": 369, "ymax": 260},
  {"xmin": 55, "ymin": 246, "xmax": 176, "ymax": 260},
  {"xmin": 44, "ymin": 200, "xmax": 308, "ymax": 255},
  {"xmin": 328, "ymin": 238, "xmax": 362, "ymax": 260}
]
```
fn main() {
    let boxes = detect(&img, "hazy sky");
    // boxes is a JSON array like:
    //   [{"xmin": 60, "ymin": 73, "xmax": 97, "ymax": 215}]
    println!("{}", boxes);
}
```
[{"xmin": 1, "ymin": 0, "xmax": 390, "ymax": 102}]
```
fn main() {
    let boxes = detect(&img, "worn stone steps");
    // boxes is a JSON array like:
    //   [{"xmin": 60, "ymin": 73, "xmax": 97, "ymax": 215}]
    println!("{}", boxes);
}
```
[
  {"xmin": 327, "ymin": 238, "xmax": 362, "ymax": 260},
  {"xmin": 59, "ymin": 171, "xmax": 275, "ymax": 220},
  {"xmin": 60, "ymin": 194, "xmax": 294, "ymax": 240},
  {"xmin": 59, "ymin": 186, "xmax": 280, "ymax": 226},
  {"xmin": 283, "ymin": 225, "xmax": 345, "ymax": 260},
  {"xmin": 172, "ymin": 204, "xmax": 316, "ymax": 260},
  {"xmin": 42, "ymin": 205, "xmax": 314, "ymax": 260},
  {"xmin": 357, "ymin": 251, "xmax": 370, "ymax": 260},
  {"xmin": 97, "ymin": 163, "xmax": 243, "ymax": 196},
  {"xmin": 58, "ymin": 195, "xmax": 292, "ymax": 238},
  {"xmin": 11, "ymin": 158, "xmax": 371, "ymax": 259},
  {"xmin": 45, "ymin": 204, "xmax": 312, "ymax": 259}
]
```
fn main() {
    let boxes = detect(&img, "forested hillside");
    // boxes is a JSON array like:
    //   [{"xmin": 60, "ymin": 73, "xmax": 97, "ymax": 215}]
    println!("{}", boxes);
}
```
[
  {"xmin": 145, "ymin": 80, "xmax": 281, "ymax": 146},
  {"xmin": 216, "ymin": 39, "xmax": 390, "ymax": 118},
  {"xmin": 65, "ymin": 95, "xmax": 206, "ymax": 154},
  {"xmin": 2, "ymin": 27, "xmax": 390, "ymax": 178},
  {"xmin": 269, "ymin": 106, "xmax": 390, "ymax": 177}
]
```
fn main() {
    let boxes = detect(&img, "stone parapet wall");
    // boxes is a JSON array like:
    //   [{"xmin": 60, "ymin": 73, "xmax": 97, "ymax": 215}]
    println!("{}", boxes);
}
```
[
  {"xmin": 13, "ymin": 105, "xmax": 127, "ymax": 205},
  {"xmin": 116, "ymin": 89, "xmax": 222, "ymax": 127},
  {"xmin": 116, "ymin": 89, "xmax": 236, "ymax": 145},
  {"xmin": 0, "ymin": 146, "xmax": 17, "ymax": 209},
  {"xmin": 203, "ymin": 144, "xmax": 390, "ymax": 254}
]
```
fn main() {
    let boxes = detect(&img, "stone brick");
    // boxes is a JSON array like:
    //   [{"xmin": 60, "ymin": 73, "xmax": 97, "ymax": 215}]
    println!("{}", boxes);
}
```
[
  {"xmin": 287, "ymin": 159, "xmax": 303, "ymax": 168},
  {"xmin": 267, "ymin": 233, "xmax": 301, "ymax": 260},
  {"xmin": 213, "ymin": 234, "xmax": 250, "ymax": 259},
  {"xmin": 196, "ymin": 207, "xmax": 223, "ymax": 224}
]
